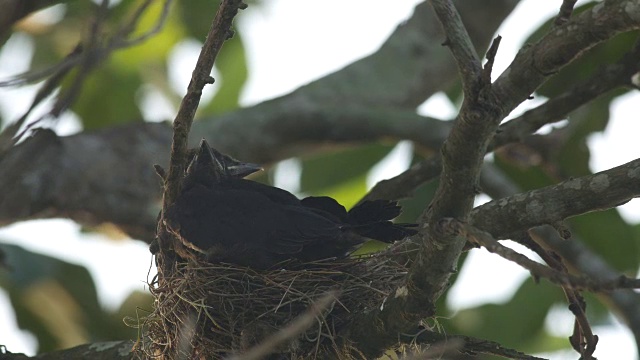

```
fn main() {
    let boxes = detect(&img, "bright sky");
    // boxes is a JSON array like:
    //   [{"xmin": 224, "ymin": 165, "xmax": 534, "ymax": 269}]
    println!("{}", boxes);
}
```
[{"xmin": 0, "ymin": 0, "xmax": 638, "ymax": 358}]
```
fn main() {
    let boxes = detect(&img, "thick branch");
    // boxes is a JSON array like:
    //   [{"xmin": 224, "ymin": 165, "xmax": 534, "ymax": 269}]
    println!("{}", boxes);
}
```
[
  {"xmin": 492, "ymin": 0, "xmax": 640, "ymax": 113},
  {"xmin": 470, "ymin": 158, "xmax": 640, "ymax": 239},
  {"xmin": 0, "ymin": 1, "xmax": 512, "ymax": 236},
  {"xmin": 492, "ymin": 39, "xmax": 640, "ymax": 149},
  {"xmin": 0, "ymin": 111, "xmax": 449, "ymax": 241},
  {"xmin": 0, "ymin": 341, "xmax": 134, "ymax": 360},
  {"xmin": 393, "ymin": 1, "xmax": 640, "ymax": 349},
  {"xmin": 477, "ymin": 163, "xmax": 640, "ymax": 355}
]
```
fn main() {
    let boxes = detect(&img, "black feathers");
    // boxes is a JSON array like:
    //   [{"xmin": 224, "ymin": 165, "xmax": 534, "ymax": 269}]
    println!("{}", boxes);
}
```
[{"xmin": 165, "ymin": 139, "xmax": 417, "ymax": 269}]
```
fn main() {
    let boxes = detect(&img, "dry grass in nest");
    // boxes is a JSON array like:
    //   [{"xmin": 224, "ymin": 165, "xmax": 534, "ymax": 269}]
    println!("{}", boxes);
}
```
[{"xmin": 138, "ymin": 252, "xmax": 409, "ymax": 359}]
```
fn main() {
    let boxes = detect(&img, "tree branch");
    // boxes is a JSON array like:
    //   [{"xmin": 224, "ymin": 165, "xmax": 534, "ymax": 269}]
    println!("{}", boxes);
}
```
[
  {"xmin": 162, "ymin": 0, "xmax": 246, "ymax": 212},
  {"xmin": 476, "ymin": 162, "xmax": 640, "ymax": 356},
  {"xmin": 380, "ymin": 2, "xmax": 640, "ymax": 352},
  {"xmin": 0, "ymin": 341, "xmax": 135, "ymax": 360},
  {"xmin": 410, "ymin": 329, "xmax": 549, "ymax": 360},
  {"xmin": 530, "ymin": 225, "xmax": 640, "ymax": 352},
  {"xmin": 0, "ymin": 0, "xmax": 514, "ymax": 237},
  {"xmin": 448, "ymin": 219, "xmax": 640, "ymax": 292},
  {"xmin": 470, "ymin": 158, "xmax": 640, "ymax": 239},
  {"xmin": 429, "ymin": 0, "xmax": 482, "ymax": 94},
  {"xmin": 492, "ymin": 0, "xmax": 640, "ymax": 113},
  {"xmin": 492, "ymin": 38, "xmax": 640, "ymax": 149}
]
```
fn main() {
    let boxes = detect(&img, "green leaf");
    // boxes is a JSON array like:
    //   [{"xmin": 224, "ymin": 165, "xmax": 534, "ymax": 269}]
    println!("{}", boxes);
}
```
[
  {"xmin": 0, "ymin": 243, "xmax": 101, "ymax": 352},
  {"xmin": 199, "ymin": 33, "xmax": 248, "ymax": 115},
  {"xmin": 0, "ymin": 243, "xmax": 137, "ymax": 353},
  {"xmin": 556, "ymin": 93, "xmax": 621, "ymax": 177},
  {"xmin": 70, "ymin": 64, "xmax": 143, "ymax": 129},
  {"xmin": 494, "ymin": 155, "xmax": 556, "ymax": 191},
  {"xmin": 320, "ymin": 174, "xmax": 369, "ymax": 210},
  {"xmin": 567, "ymin": 209, "xmax": 640, "ymax": 272},
  {"xmin": 445, "ymin": 278, "xmax": 565, "ymax": 352},
  {"xmin": 300, "ymin": 144, "xmax": 394, "ymax": 194}
]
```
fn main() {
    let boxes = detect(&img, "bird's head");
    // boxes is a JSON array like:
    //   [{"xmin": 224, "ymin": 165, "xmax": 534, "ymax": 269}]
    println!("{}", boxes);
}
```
[
  {"xmin": 183, "ymin": 139, "xmax": 226, "ymax": 188},
  {"xmin": 209, "ymin": 146, "xmax": 262, "ymax": 178},
  {"xmin": 183, "ymin": 139, "xmax": 262, "ymax": 189}
]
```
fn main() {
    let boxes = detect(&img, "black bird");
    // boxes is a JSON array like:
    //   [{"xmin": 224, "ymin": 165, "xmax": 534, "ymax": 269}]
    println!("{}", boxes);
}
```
[
  {"xmin": 204, "ymin": 143, "xmax": 420, "ymax": 243},
  {"xmin": 165, "ymin": 140, "xmax": 416, "ymax": 268},
  {"xmin": 207, "ymin": 146, "xmax": 418, "ymax": 242}
]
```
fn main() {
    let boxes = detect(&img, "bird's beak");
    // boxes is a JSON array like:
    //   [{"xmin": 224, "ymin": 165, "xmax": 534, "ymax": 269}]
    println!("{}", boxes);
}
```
[{"xmin": 226, "ymin": 162, "xmax": 263, "ymax": 177}]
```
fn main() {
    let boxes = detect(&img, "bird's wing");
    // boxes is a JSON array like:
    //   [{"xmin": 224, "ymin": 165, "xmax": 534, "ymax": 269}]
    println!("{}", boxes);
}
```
[
  {"xmin": 300, "ymin": 196, "xmax": 348, "ymax": 222},
  {"xmin": 348, "ymin": 199, "xmax": 402, "ymax": 224},
  {"xmin": 269, "ymin": 204, "xmax": 343, "ymax": 255},
  {"xmin": 168, "ymin": 184, "xmax": 342, "ymax": 256}
]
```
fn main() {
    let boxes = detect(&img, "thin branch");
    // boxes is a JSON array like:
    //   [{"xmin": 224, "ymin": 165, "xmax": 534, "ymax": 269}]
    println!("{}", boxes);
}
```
[
  {"xmin": 530, "ymin": 225, "xmax": 640, "ymax": 351},
  {"xmin": 0, "ymin": 1, "xmax": 173, "ymax": 89},
  {"xmin": 161, "ymin": 0, "xmax": 246, "ymax": 212},
  {"xmin": 429, "ymin": 0, "xmax": 482, "ymax": 95},
  {"xmin": 444, "ymin": 219, "xmax": 640, "ymax": 292},
  {"xmin": 361, "ymin": 155, "xmax": 442, "ymax": 202},
  {"xmin": 492, "ymin": 38, "xmax": 640, "ymax": 149},
  {"xmin": 492, "ymin": 0, "xmax": 640, "ymax": 112},
  {"xmin": 481, "ymin": 35, "xmax": 502, "ymax": 84},
  {"xmin": 0, "ymin": 0, "xmax": 174, "ymax": 153},
  {"xmin": 520, "ymin": 232, "xmax": 598, "ymax": 359},
  {"xmin": 555, "ymin": 0, "xmax": 578, "ymax": 26},
  {"xmin": 410, "ymin": 329, "xmax": 549, "ymax": 360}
]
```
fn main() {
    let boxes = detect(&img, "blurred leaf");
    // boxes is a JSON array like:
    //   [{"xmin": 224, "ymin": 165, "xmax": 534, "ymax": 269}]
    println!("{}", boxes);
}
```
[
  {"xmin": 0, "ymin": 243, "xmax": 136, "ymax": 353},
  {"xmin": 178, "ymin": 0, "xmax": 222, "ymax": 39},
  {"xmin": 568, "ymin": 210, "xmax": 639, "ymax": 272},
  {"xmin": 70, "ymin": 64, "xmax": 143, "ymax": 129},
  {"xmin": 300, "ymin": 144, "xmax": 394, "ymax": 194},
  {"xmin": 394, "ymin": 154, "xmax": 440, "ymax": 224},
  {"xmin": 556, "ymin": 93, "xmax": 622, "ymax": 177},
  {"xmin": 0, "ymin": 243, "xmax": 100, "ymax": 352},
  {"xmin": 200, "ymin": 33, "xmax": 247, "ymax": 115},
  {"xmin": 493, "ymin": 154, "xmax": 555, "ymax": 191},
  {"xmin": 445, "ymin": 278, "xmax": 565, "ymax": 352},
  {"xmin": 351, "ymin": 240, "xmax": 389, "ymax": 256},
  {"xmin": 320, "ymin": 174, "xmax": 368, "ymax": 210}
]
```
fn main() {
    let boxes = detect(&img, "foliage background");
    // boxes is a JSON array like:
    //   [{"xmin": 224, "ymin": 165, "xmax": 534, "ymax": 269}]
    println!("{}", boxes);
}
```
[{"xmin": 0, "ymin": 0, "xmax": 638, "ymax": 358}]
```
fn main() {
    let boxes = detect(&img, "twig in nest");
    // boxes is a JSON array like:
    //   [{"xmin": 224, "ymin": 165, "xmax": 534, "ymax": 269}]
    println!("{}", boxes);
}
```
[
  {"xmin": 225, "ymin": 291, "xmax": 339, "ymax": 360},
  {"xmin": 141, "ymin": 256, "xmax": 409, "ymax": 359}
]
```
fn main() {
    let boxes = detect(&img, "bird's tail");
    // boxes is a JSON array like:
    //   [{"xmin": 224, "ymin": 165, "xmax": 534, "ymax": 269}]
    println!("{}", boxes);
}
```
[{"xmin": 348, "ymin": 200, "xmax": 418, "ymax": 242}]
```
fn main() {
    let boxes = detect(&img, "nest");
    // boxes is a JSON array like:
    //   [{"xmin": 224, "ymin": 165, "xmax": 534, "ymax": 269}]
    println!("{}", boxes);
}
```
[{"xmin": 138, "ymin": 251, "xmax": 409, "ymax": 359}]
